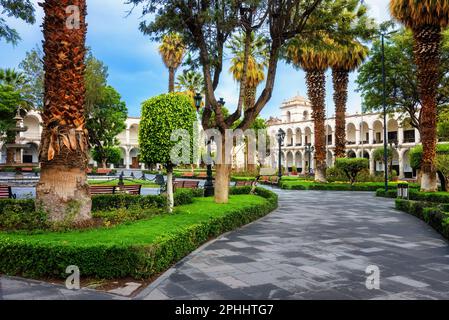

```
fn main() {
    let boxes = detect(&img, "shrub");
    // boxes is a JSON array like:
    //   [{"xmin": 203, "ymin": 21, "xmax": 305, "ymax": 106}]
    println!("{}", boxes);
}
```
[
  {"xmin": 326, "ymin": 166, "xmax": 348, "ymax": 182},
  {"xmin": 0, "ymin": 188, "xmax": 277, "ymax": 279},
  {"xmin": 335, "ymin": 158, "xmax": 369, "ymax": 185},
  {"xmin": 410, "ymin": 143, "xmax": 449, "ymax": 170},
  {"xmin": 378, "ymin": 188, "xmax": 449, "ymax": 203}
]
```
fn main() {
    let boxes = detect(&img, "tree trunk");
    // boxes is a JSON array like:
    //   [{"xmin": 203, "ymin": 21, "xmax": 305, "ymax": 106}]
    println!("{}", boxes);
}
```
[
  {"xmin": 6, "ymin": 148, "xmax": 15, "ymax": 165},
  {"xmin": 166, "ymin": 165, "xmax": 174, "ymax": 213},
  {"xmin": 245, "ymin": 86, "xmax": 257, "ymax": 173},
  {"xmin": 36, "ymin": 0, "xmax": 91, "ymax": 223},
  {"xmin": 215, "ymin": 143, "xmax": 231, "ymax": 204},
  {"xmin": 101, "ymin": 159, "xmax": 107, "ymax": 169},
  {"xmin": 168, "ymin": 67, "xmax": 175, "ymax": 93},
  {"xmin": 413, "ymin": 25, "xmax": 441, "ymax": 192},
  {"xmin": 332, "ymin": 68, "xmax": 349, "ymax": 159},
  {"xmin": 306, "ymin": 70, "xmax": 327, "ymax": 183}
]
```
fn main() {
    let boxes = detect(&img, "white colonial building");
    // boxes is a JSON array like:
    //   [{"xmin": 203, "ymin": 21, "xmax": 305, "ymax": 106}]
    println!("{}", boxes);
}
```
[{"xmin": 266, "ymin": 95, "xmax": 421, "ymax": 179}]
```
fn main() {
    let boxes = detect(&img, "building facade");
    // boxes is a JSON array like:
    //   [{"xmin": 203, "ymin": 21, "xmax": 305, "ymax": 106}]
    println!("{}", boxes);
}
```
[{"xmin": 266, "ymin": 96, "xmax": 421, "ymax": 179}]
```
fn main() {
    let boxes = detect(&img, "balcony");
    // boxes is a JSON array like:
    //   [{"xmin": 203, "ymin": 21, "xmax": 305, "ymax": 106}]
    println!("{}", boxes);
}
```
[
  {"xmin": 373, "ymin": 140, "xmax": 383, "ymax": 144},
  {"xmin": 347, "ymin": 141, "xmax": 356, "ymax": 145},
  {"xmin": 403, "ymin": 138, "xmax": 416, "ymax": 143},
  {"xmin": 296, "ymin": 143, "xmax": 303, "ymax": 147}
]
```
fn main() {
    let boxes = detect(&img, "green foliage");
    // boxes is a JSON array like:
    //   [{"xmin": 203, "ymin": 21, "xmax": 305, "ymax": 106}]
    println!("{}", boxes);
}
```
[
  {"xmin": 395, "ymin": 199, "xmax": 449, "ymax": 240},
  {"xmin": 377, "ymin": 188, "xmax": 449, "ymax": 203},
  {"xmin": 0, "ymin": 0, "xmax": 36, "ymax": 44},
  {"xmin": 139, "ymin": 93, "xmax": 196, "ymax": 166},
  {"xmin": 438, "ymin": 108, "xmax": 449, "ymax": 141},
  {"xmin": 18, "ymin": 47, "xmax": 44, "ymax": 109},
  {"xmin": 91, "ymin": 146, "xmax": 122, "ymax": 168},
  {"xmin": 373, "ymin": 147, "xmax": 393, "ymax": 163},
  {"xmin": 281, "ymin": 180, "xmax": 421, "ymax": 192},
  {"xmin": 0, "ymin": 189, "xmax": 277, "ymax": 279},
  {"xmin": 0, "ymin": 84, "xmax": 28, "ymax": 141},
  {"xmin": 356, "ymin": 28, "xmax": 449, "ymax": 129},
  {"xmin": 409, "ymin": 143, "xmax": 449, "ymax": 170},
  {"xmin": 335, "ymin": 158, "xmax": 369, "ymax": 185}
]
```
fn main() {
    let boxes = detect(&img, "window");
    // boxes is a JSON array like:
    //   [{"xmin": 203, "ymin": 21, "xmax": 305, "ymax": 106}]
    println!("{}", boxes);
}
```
[{"xmin": 404, "ymin": 130, "xmax": 415, "ymax": 143}]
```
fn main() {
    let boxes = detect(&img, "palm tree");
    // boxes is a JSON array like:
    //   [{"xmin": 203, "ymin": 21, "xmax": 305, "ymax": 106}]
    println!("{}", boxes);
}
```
[
  {"xmin": 0, "ymin": 68, "xmax": 26, "ymax": 87},
  {"xmin": 158, "ymin": 33, "xmax": 186, "ymax": 93},
  {"xmin": 175, "ymin": 70, "xmax": 204, "ymax": 95},
  {"xmin": 36, "ymin": 0, "xmax": 91, "ymax": 222},
  {"xmin": 286, "ymin": 36, "xmax": 333, "ymax": 182},
  {"xmin": 228, "ymin": 32, "xmax": 268, "ymax": 110},
  {"xmin": 330, "ymin": 41, "xmax": 368, "ymax": 159},
  {"xmin": 390, "ymin": 0, "xmax": 449, "ymax": 192},
  {"xmin": 228, "ymin": 32, "xmax": 268, "ymax": 172}
]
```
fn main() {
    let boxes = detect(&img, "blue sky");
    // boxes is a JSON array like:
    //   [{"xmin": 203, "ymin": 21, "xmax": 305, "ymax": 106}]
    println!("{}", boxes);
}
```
[{"xmin": 0, "ymin": 0, "xmax": 391, "ymax": 119}]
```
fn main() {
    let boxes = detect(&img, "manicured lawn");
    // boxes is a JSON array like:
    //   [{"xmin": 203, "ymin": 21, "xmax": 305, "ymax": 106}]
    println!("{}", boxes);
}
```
[
  {"xmin": 0, "ymin": 195, "xmax": 267, "ymax": 246},
  {"xmin": 88, "ymin": 179, "xmax": 159, "ymax": 188},
  {"xmin": 280, "ymin": 180, "xmax": 421, "ymax": 191}
]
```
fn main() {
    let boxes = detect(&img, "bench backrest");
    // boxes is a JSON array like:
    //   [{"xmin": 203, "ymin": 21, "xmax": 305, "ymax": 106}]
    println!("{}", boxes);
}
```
[
  {"xmin": 90, "ymin": 186, "xmax": 116, "ymax": 195},
  {"xmin": 96, "ymin": 169, "xmax": 112, "ymax": 175},
  {"xmin": 0, "ymin": 186, "xmax": 12, "ymax": 199},
  {"xmin": 183, "ymin": 181, "xmax": 200, "ymax": 189},
  {"xmin": 235, "ymin": 181, "xmax": 253, "ymax": 187},
  {"xmin": 121, "ymin": 185, "xmax": 142, "ymax": 195},
  {"xmin": 182, "ymin": 172, "xmax": 195, "ymax": 177}
]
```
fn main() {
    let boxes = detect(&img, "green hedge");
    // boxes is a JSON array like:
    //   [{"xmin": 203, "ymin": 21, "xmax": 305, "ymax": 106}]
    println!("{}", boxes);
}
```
[
  {"xmin": 0, "ymin": 187, "xmax": 278, "ymax": 279},
  {"xmin": 377, "ymin": 189, "xmax": 449, "ymax": 204},
  {"xmin": 395, "ymin": 199, "xmax": 449, "ymax": 239},
  {"xmin": 280, "ymin": 181, "xmax": 421, "ymax": 192}
]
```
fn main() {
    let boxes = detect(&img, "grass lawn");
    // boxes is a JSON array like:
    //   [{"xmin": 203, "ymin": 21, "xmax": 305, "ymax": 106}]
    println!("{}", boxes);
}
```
[
  {"xmin": 88, "ymin": 179, "xmax": 159, "ymax": 188},
  {"xmin": 0, "ymin": 195, "xmax": 267, "ymax": 246}
]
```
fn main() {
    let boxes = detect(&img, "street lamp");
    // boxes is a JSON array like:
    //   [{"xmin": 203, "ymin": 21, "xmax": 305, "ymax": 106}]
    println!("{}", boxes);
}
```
[
  {"xmin": 194, "ymin": 93, "xmax": 202, "ymax": 113},
  {"xmin": 305, "ymin": 143, "xmax": 315, "ymax": 175},
  {"xmin": 276, "ymin": 128, "xmax": 286, "ymax": 179},
  {"xmin": 380, "ymin": 28, "xmax": 399, "ymax": 192}
]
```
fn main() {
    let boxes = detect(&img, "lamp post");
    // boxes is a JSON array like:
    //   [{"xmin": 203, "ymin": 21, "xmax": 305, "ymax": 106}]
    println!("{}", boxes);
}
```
[
  {"xmin": 389, "ymin": 139, "xmax": 399, "ymax": 179},
  {"xmin": 276, "ymin": 129, "xmax": 286, "ymax": 179},
  {"xmin": 305, "ymin": 143, "xmax": 315, "ymax": 175}
]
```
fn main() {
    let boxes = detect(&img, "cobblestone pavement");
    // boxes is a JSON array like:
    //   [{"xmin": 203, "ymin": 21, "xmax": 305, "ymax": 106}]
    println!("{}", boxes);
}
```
[
  {"xmin": 2, "ymin": 189, "xmax": 449, "ymax": 300},
  {"xmin": 137, "ymin": 189, "xmax": 449, "ymax": 300}
]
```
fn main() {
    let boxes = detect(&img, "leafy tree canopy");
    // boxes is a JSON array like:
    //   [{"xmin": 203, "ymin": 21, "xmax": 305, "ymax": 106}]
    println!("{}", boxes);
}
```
[
  {"xmin": 0, "ymin": 0, "xmax": 36, "ymax": 44},
  {"xmin": 18, "ymin": 47, "xmax": 44, "ymax": 109},
  {"xmin": 356, "ymin": 27, "xmax": 449, "ymax": 131}
]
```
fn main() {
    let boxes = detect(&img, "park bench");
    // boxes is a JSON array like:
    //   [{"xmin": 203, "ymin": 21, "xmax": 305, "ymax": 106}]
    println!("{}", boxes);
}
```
[
  {"xmin": 257, "ymin": 168, "xmax": 280, "ymax": 186},
  {"xmin": 235, "ymin": 181, "xmax": 254, "ymax": 187},
  {"xmin": 181, "ymin": 172, "xmax": 195, "ymax": 178},
  {"xmin": 197, "ymin": 172, "xmax": 207, "ymax": 179},
  {"xmin": 96, "ymin": 168, "xmax": 112, "ymax": 176},
  {"xmin": 89, "ymin": 185, "xmax": 116, "ymax": 195},
  {"xmin": 119, "ymin": 184, "xmax": 142, "ymax": 195},
  {"xmin": 0, "ymin": 186, "xmax": 16, "ymax": 199},
  {"xmin": 173, "ymin": 180, "xmax": 200, "ymax": 190},
  {"xmin": 20, "ymin": 167, "xmax": 34, "ymax": 173}
]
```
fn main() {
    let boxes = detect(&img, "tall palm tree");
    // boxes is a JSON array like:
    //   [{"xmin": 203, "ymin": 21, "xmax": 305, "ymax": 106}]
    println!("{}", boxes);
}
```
[
  {"xmin": 228, "ymin": 32, "xmax": 268, "ymax": 110},
  {"xmin": 158, "ymin": 33, "xmax": 185, "ymax": 93},
  {"xmin": 0, "ymin": 68, "xmax": 26, "ymax": 87},
  {"xmin": 286, "ymin": 36, "xmax": 333, "ymax": 182},
  {"xmin": 330, "ymin": 41, "xmax": 368, "ymax": 159},
  {"xmin": 36, "ymin": 0, "xmax": 91, "ymax": 222},
  {"xmin": 390, "ymin": 0, "xmax": 449, "ymax": 192},
  {"xmin": 175, "ymin": 70, "xmax": 204, "ymax": 95},
  {"xmin": 228, "ymin": 32, "xmax": 268, "ymax": 172}
]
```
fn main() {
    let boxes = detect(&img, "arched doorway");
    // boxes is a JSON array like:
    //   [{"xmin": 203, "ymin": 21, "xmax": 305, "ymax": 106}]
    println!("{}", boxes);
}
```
[
  {"xmin": 347, "ymin": 150, "xmax": 357, "ymax": 158},
  {"xmin": 22, "ymin": 143, "xmax": 39, "ymax": 164}
]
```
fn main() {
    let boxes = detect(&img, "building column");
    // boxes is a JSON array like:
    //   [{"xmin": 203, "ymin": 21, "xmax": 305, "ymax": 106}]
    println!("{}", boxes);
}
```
[
  {"xmin": 141, "ymin": 162, "xmax": 145, "ymax": 170},
  {"xmin": 398, "ymin": 127, "xmax": 404, "ymax": 145},
  {"xmin": 368, "ymin": 128, "xmax": 374, "ymax": 145},
  {"xmin": 415, "ymin": 128, "xmax": 421, "ymax": 143},
  {"xmin": 126, "ymin": 128, "xmax": 130, "ymax": 145},
  {"xmin": 369, "ymin": 151, "xmax": 375, "ymax": 176},
  {"xmin": 355, "ymin": 129, "xmax": 361, "ymax": 145},
  {"xmin": 302, "ymin": 152, "xmax": 307, "ymax": 174},
  {"xmin": 125, "ymin": 148, "xmax": 130, "ymax": 169},
  {"xmin": 398, "ymin": 149, "xmax": 405, "ymax": 179},
  {"xmin": 110, "ymin": 163, "xmax": 115, "ymax": 169}
]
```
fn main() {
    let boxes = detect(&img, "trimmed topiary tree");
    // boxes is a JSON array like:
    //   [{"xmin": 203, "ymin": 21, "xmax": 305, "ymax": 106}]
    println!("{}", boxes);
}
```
[
  {"xmin": 91, "ymin": 146, "xmax": 121, "ymax": 168},
  {"xmin": 139, "ymin": 93, "xmax": 196, "ymax": 212},
  {"xmin": 335, "ymin": 158, "xmax": 369, "ymax": 185}
]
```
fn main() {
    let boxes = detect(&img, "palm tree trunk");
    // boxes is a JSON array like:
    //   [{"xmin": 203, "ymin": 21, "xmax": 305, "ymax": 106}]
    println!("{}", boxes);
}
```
[
  {"xmin": 36, "ymin": 0, "xmax": 91, "ymax": 223},
  {"xmin": 245, "ymin": 86, "xmax": 257, "ymax": 173},
  {"xmin": 413, "ymin": 25, "xmax": 441, "ymax": 192},
  {"xmin": 306, "ymin": 70, "xmax": 327, "ymax": 183},
  {"xmin": 332, "ymin": 68, "xmax": 349, "ymax": 160},
  {"xmin": 168, "ymin": 67, "xmax": 175, "ymax": 93},
  {"xmin": 215, "ymin": 142, "xmax": 231, "ymax": 204}
]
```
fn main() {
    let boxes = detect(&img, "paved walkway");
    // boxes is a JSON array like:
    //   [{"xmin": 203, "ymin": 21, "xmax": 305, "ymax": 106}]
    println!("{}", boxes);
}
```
[
  {"xmin": 137, "ymin": 189, "xmax": 449, "ymax": 300},
  {"xmin": 2, "ymin": 189, "xmax": 449, "ymax": 300}
]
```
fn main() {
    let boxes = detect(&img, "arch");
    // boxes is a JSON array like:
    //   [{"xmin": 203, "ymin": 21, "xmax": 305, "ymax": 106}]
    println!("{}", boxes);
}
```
[
  {"xmin": 373, "ymin": 120, "xmax": 384, "ymax": 144},
  {"xmin": 295, "ymin": 151, "xmax": 303, "ymax": 171},
  {"xmin": 286, "ymin": 111, "xmax": 291, "ymax": 123},
  {"xmin": 326, "ymin": 150, "xmax": 334, "ymax": 167},
  {"xmin": 360, "ymin": 121, "xmax": 369, "ymax": 144},
  {"xmin": 347, "ymin": 150, "xmax": 357, "ymax": 158},
  {"xmin": 286, "ymin": 151, "xmax": 294, "ymax": 168},
  {"xmin": 402, "ymin": 149, "xmax": 414, "ymax": 178},
  {"xmin": 304, "ymin": 127, "xmax": 312, "ymax": 145},
  {"xmin": 129, "ymin": 124, "xmax": 139, "ymax": 145},
  {"xmin": 303, "ymin": 110, "xmax": 309, "ymax": 121},
  {"xmin": 129, "ymin": 147, "xmax": 141, "ymax": 169},
  {"xmin": 387, "ymin": 118, "xmax": 399, "ymax": 143},
  {"xmin": 347, "ymin": 123, "xmax": 357, "ymax": 145},
  {"xmin": 286, "ymin": 129, "xmax": 294, "ymax": 146},
  {"xmin": 295, "ymin": 128, "xmax": 302, "ymax": 146},
  {"xmin": 362, "ymin": 150, "xmax": 370, "ymax": 160},
  {"xmin": 0, "ymin": 144, "xmax": 6, "ymax": 164},
  {"xmin": 23, "ymin": 115, "xmax": 40, "ymax": 140}
]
